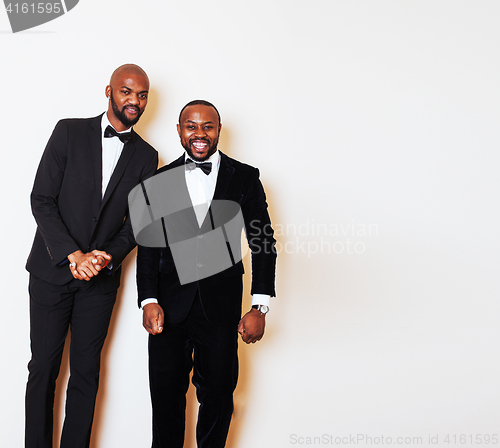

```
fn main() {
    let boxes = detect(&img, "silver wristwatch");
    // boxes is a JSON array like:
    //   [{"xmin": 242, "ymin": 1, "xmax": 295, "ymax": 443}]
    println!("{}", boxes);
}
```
[{"xmin": 252, "ymin": 304, "xmax": 269, "ymax": 315}]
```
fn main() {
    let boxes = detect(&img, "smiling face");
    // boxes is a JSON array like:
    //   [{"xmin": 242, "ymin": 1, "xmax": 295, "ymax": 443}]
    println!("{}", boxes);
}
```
[
  {"xmin": 177, "ymin": 104, "xmax": 221, "ymax": 161},
  {"xmin": 105, "ymin": 68, "xmax": 149, "ymax": 131}
]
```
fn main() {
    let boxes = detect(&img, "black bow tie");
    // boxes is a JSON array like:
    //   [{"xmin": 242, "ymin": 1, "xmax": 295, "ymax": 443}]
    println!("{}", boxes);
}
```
[
  {"xmin": 104, "ymin": 125, "xmax": 133, "ymax": 144},
  {"xmin": 186, "ymin": 158, "xmax": 212, "ymax": 175}
]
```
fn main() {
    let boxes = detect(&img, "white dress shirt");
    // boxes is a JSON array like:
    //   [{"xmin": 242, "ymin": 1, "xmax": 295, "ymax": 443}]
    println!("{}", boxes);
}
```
[
  {"xmin": 185, "ymin": 151, "xmax": 221, "ymax": 226},
  {"xmin": 141, "ymin": 150, "xmax": 270, "ymax": 309},
  {"xmin": 101, "ymin": 113, "xmax": 132, "ymax": 198}
]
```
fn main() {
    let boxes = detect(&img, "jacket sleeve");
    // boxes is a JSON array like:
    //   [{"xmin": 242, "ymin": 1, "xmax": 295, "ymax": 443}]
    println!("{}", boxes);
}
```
[
  {"xmin": 242, "ymin": 168, "xmax": 277, "ymax": 297},
  {"xmin": 136, "ymin": 245, "xmax": 161, "ymax": 308},
  {"xmin": 30, "ymin": 120, "xmax": 80, "ymax": 266}
]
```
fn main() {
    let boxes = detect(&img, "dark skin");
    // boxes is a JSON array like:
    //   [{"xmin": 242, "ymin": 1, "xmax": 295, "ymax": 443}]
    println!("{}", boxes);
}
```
[
  {"xmin": 68, "ymin": 64, "xmax": 150, "ymax": 280},
  {"xmin": 68, "ymin": 250, "xmax": 112, "ymax": 281},
  {"xmin": 143, "ymin": 104, "xmax": 266, "ymax": 344},
  {"xmin": 105, "ymin": 64, "xmax": 150, "ymax": 132},
  {"xmin": 177, "ymin": 104, "xmax": 221, "ymax": 162}
]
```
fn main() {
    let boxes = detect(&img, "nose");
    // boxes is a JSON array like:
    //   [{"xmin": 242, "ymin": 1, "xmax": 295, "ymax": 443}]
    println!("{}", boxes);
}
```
[
  {"xmin": 128, "ymin": 94, "xmax": 140, "ymax": 106},
  {"xmin": 194, "ymin": 127, "xmax": 206, "ymax": 138}
]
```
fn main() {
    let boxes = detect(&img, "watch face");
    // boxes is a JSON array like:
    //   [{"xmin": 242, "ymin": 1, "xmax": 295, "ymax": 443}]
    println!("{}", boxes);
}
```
[{"xmin": 260, "ymin": 305, "xmax": 269, "ymax": 314}]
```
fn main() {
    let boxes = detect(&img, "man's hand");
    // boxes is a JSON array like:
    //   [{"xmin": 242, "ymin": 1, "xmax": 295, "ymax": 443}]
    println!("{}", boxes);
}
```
[
  {"xmin": 68, "ymin": 250, "xmax": 112, "ymax": 281},
  {"xmin": 91, "ymin": 250, "xmax": 112, "ymax": 271},
  {"xmin": 238, "ymin": 308, "xmax": 266, "ymax": 344},
  {"xmin": 143, "ymin": 303, "xmax": 164, "ymax": 335}
]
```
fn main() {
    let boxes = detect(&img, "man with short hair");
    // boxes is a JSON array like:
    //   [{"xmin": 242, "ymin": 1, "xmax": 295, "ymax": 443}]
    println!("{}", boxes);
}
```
[
  {"xmin": 135, "ymin": 100, "xmax": 277, "ymax": 448},
  {"xmin": 25, "ymin": 64, "xmax": 158, "ymax": 448}
]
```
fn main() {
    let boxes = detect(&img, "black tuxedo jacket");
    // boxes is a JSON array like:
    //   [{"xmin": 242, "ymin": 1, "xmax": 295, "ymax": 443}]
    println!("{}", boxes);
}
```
[
  {"xmin": 26, "ymin": 114, "xmax": 158, "ymax": 293},
  {"xmin": 136, "ymin": 152, "xmax": 276, "ymax": 326}
]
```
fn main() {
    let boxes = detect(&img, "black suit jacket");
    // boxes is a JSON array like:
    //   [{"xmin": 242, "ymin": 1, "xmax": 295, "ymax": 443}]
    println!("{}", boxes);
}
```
[
  {"xmin": 136, "ymin": 152, "xmax": 276, "ymax": 326},
  {"xmin": 26, "ymin": 114, "xmax": 158, "ymax": 293}
]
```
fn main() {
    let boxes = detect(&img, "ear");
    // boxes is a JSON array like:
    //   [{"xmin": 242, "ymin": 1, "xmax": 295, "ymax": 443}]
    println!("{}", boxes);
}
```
[
  {"xmin": 176, "ymin": 123, "xmax": 181, "ymax": 137},
  {"xmin": 105, "ymin": 85, "xmax": 111, "ymax": 99}
]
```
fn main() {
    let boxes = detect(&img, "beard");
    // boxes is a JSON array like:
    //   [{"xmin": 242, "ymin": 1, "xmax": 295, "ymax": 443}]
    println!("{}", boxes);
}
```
[
  {"xmin": 110, "ymin": 89, "xmax": 143, "ymax": 127},
  {"xmin": 182, "ymin": 136, "xmax": 219, "ymax": 162}
]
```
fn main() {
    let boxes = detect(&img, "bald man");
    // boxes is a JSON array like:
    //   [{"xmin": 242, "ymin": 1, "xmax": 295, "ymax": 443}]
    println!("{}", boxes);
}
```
[{"xmin": 25, "ymin": 64, "xmax": 158, "ymax": 448}]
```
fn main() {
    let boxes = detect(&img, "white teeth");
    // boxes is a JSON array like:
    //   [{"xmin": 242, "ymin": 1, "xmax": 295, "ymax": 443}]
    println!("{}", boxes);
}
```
[{"xmin": 192, "ymin": 141, "xmax": 207, "ymax": 149}]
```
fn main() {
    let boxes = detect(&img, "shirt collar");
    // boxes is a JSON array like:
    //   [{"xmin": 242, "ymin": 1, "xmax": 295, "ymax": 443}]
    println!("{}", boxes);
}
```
[
  {"xmin": 184, "ymin": 149, "xmax": 220, "ymax": 167},
  {"xmin": 101, "ymin": 112, "xmax": 132, "ymax": 137}
]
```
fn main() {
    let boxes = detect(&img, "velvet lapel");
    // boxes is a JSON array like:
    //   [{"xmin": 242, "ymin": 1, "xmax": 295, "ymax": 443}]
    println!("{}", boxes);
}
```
[
  {"xmin": 212, "ymin": 152, "xmax": 234, "ymax": 201},
  {"xmin": 199, "ymin": 151, "xmax": 235, "ymax": 232}
]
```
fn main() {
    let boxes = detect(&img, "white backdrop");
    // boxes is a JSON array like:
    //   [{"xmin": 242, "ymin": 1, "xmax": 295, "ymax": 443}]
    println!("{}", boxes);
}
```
[{"xmin": 1, "ymin": 1, "xmax": 499, "ymax": 447}]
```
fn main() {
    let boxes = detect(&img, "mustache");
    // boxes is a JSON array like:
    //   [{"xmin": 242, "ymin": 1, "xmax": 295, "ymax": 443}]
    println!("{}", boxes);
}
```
[
  {"xmin": 189, "ymin": 137, "xmax": 210, "ymax": 143},
  {"xmin": 122, "ymin": 105, "xmax": 139, "ymax": 113}
]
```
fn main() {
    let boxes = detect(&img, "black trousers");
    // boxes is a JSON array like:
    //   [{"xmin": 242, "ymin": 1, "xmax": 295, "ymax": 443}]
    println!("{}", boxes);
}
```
[
  {"xmin": 149, "ymin": 293, "xmax": 239, "ymax": 448},
  {"xmin": 25, "ymin": 274, "xmax": 116, "ymax": 448}
]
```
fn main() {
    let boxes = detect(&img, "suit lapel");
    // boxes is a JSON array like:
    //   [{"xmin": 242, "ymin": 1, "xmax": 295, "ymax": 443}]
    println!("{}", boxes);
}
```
[
  {"xmin": 100, "ymin": 131, "xmax": 137, "ymax": 210},
  {"xmin": 212, "ymin": 152, "xmax": 235, "ymax": 201},
  {"xmin": 170, "ymin": 154, "xmax": 186, "ymax": 170},
  {"xmin": 199, "ymin": 152, "xmax": 235, "ymax": 231}
]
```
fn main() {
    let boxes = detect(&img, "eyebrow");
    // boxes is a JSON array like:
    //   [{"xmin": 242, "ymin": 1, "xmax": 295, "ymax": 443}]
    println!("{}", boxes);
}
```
[
  {"xmin": 185, "ymin": 120, "xmax": 215, "ymax": 124},
  {"xmin": 120, "ymin": 86, "xmax": 149, "ymax": 93}
]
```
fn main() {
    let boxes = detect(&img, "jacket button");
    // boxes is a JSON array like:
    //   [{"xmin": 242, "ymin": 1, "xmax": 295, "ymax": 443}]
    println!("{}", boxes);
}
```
[{"xmin": 93, "ymin": 217, "xmax": 97, "ymax": 222}]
